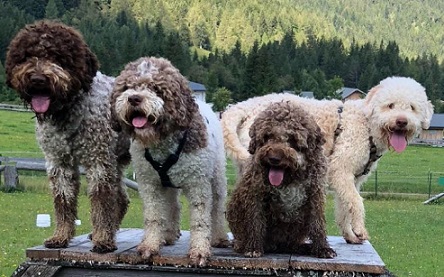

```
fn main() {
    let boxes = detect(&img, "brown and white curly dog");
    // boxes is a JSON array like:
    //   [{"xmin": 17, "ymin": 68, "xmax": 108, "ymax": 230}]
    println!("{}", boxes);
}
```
[
  {"xmin": 227, "ymin": 101, "xmax": 336, "ymax": 259},
  {"xmin": 111, "ymin": 57, "xmax": 229, "ymax": 266},
  {"xmin": 5, "ymin": 20, "xmax": 130, "ymax": 253}
]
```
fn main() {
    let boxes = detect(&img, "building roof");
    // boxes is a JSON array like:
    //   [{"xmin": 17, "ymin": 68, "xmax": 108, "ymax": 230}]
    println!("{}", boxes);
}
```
[
  {"xmin": 189, "ymin": 81, "xmax": 206, "ymax": 92},
  {"xmin": 338, "ymin": 87, "xmax": 365, "ymax": 99},
  {"xmin": 429, "ymin": 114, "xmax": 444, "ymax": 129},
  {"xmin": 300, "ymin": 91, "xmax": 314, "ymax": 98}
]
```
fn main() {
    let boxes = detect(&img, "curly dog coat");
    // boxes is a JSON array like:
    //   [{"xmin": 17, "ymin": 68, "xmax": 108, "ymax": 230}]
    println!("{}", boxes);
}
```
[
  {"xmin": 222, "ymin": 77, "xmax": 433, "ymax": 244},
  {"xmin": 111, "ymin": 57, "xmax": 229, "ymax": 266},
  {"xmin": 5, "ymin": 20, "xmax": 130, "ymax": 253},
  {"xmin": 227, "ymin": 101, "xmax": 336, "ymax": 258}
]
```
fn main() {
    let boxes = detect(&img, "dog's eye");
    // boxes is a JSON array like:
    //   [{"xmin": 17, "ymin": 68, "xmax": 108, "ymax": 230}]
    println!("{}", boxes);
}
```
[
  {"xmin": 410, "ymin": 104, "xmax": 416, "ymax": 111},
  {"xmin": 263, "ymin": 134, "xmax": 271, "ymax": 142},
  {"xmin": 388, "ymin": 103, "xmax": 394, "ymax": 109}
]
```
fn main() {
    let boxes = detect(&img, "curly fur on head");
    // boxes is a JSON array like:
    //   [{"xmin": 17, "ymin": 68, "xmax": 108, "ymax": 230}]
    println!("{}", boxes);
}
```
[
  {"xmin": 227, "ymin": 101, "xmax": 336, "ymax": 259},
  {"xmin": 111, "ymin": 57, "xmax": 206, "ymax": 151},
  {"xmin": 5, "ymin": 20, "xmax": 99, "ymax": 121}
]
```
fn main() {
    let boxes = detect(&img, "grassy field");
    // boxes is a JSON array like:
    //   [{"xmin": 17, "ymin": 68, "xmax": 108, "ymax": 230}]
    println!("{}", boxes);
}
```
[
  {"xmin": 0, "ymin": 192, "xmax": 443, "ymax": 276},
  {"xmin": 2, "ymin": 109, "xmax": 444, "ymax": 276}
]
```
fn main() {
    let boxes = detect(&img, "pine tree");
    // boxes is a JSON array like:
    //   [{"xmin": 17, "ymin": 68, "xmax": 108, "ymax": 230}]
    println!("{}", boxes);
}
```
[{"xmin": 45, "ymin": 0, "xmax": 59, "ymax": 19}]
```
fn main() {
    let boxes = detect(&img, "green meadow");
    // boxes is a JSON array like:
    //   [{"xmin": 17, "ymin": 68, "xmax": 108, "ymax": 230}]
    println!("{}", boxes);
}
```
[{"xmin": 1, "ymin": 109, "xmax": 444, "ymax": 276}]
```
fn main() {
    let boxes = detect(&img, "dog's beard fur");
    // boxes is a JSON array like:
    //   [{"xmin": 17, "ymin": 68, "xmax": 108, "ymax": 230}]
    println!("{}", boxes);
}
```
[
  {"xmin": 114, "ymin": 88, "xmax": 167, "ymax": 146},
  {"xmin": 9, "ymin": 57, "xmax": 79, "ymax": 121},
  {"xmin": 254, "ymin": 143, "xmax": 306, "ymax": 188}
]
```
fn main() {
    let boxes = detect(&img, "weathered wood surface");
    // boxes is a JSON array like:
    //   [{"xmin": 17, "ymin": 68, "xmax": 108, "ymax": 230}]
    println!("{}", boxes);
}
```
[{"xmin": 13, "ymin": 228, "xmax": 391, "ymax": 276}]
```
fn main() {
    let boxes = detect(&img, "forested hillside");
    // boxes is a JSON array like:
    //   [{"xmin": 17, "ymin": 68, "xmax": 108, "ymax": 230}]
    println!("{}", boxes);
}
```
[{"xmin": 1, "ymin": 0, "xmax": 444, "ymax": 111}]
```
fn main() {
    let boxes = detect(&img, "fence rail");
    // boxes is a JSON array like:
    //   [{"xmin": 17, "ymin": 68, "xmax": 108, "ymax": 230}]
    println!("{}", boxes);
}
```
[
  {"xmin": 0, "ymin": 156, "xmax": 138, "ymax": 191},
  {"xmin": 0, "ymin": 103, "xmax": 30, "ymax": 112}
]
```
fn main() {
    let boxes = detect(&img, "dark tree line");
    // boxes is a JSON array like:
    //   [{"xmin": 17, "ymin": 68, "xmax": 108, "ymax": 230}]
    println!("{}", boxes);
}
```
[{"xmin": 1, "ymin": 0, "xmax": 444, "ymax": 112}]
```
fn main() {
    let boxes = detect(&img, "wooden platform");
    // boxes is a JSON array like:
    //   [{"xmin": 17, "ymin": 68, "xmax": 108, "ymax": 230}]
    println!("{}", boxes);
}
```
[{"xmin": 13, "ymin": 228, "xmax": 392, "ymax": 277}]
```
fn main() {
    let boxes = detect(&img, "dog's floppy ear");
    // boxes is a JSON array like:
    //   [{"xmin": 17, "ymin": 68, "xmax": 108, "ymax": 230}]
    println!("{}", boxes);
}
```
[
  {"xmin": 248, "ymin": 127, "xmax": 258, "ymax": 155},
  {"xmin": 110, "ymin": 88, "xmax": 122, "ymax": 132},
  {"xmin": 420, "ymin": 100, "xmax": 434, "ymax": 129},
  {"xmin": 363, "ymin": 84, "xmax": 381, "ymax": 116},
  {"xmin": 85, "ymin": 48, "xmax": 99, "ymax": 84}
]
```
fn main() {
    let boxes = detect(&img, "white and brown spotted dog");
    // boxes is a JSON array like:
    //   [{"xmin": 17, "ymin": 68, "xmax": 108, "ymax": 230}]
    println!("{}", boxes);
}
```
[{"xmin": 111, "ymin": 57, "xmax": 229, "ymax": 266}]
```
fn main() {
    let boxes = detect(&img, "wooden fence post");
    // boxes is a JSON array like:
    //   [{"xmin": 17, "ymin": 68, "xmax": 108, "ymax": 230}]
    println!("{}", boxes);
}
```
[{"xmin": 3, "ymin": 158, "xmax": 19, "ymax": 192}]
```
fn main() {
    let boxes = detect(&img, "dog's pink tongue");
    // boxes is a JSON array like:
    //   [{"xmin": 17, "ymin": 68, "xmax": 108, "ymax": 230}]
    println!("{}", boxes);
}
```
[
  {"xmin": 31, "ymin": 96, "xmax": 50, "ymax": 113},
  {"xmin": 269, "ymin": 168, "xmax": 284, "ymax": 187},
  {"xmin": 389, "ymin": 132, "xmax": 407, "ymax": 153},
  {"xmin": 132, "ymin": 116, "xmax": 148, "ymax": 128}
]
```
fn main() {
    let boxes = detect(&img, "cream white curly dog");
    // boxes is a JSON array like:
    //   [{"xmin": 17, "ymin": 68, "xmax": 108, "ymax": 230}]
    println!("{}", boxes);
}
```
[
  {"xmin": 111, "ymin": 57, "xmax": 229, "ymax": 266},
  {"xmin": 221, "ymin": 76, "xmax": 433, "ymax": 244}
]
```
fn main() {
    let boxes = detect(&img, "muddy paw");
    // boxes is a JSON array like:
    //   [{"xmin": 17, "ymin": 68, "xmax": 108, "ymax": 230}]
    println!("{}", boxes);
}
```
[
  {"xmin": 211, "ymin": 237, "xmax": 231, "ymax": 248},
  {"xmin": 353, "ymin": 228, "xmax": 369, "ymax": 241},
  {"xmin": 244, "ymin": 250, "xmax": 263, "ymax": 258},
  {"xmin": 137, "ymin": 243, "xmax": 159, "ymax": 260},
  {"xmin": 189, "ymin": 247, "xmax": 210, "ymax": 267},
  {"xmin": 314, "ymin": 247, "xmax": 337, "ymax": 259},
  {"xmin": 91, "ymin": 244, "xmax": 117, "ymax": 253},
  {"xmin": 44, "ymin": 237, "xmax": 69, "ymax": 248},
  {"xmin": 344, "ymin": 233, "xmax": 365, "ymax": 244}
]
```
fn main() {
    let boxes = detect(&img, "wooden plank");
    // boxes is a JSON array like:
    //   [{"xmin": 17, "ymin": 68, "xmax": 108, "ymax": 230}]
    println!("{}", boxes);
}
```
[
  {"xmin": 12, "ymin": 264, "xmax": 61, "ymax": 277},
  {"xmin": 25, "ymin": 229, "xmax": 388, "ymax": 275},
  {"xmin": 423, "ymin": 192, "xmax": 444, "ymax": 204},
  {"xmin": 289, "ymin": 236, "xmax": 385, "ymax": 274},
  {"xmin": 59, "ymin": 229, "xmax": 139, "ymax": 263},
  {"xmin": 27, "ymin": 233, "xmax": 92, "ymax": 260}
]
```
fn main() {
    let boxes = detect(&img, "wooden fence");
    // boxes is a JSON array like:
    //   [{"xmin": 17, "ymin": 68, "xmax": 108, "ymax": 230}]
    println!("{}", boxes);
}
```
[
  {"xmin": 0, "ymin": 103, "xmax": 30, "ymax": 112},
  {"xmin": 0, "ymin": 157, "xmax": 138, "ymax": 191}
]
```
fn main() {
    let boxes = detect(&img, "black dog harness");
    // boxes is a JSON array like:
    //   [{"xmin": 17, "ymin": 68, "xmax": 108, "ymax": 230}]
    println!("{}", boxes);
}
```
[
  {"xmin": 144, "ymin": 130, "xmax": 188, "ymax": 188},
  {"xmin": 355, "ymin": 136, "xmax": 382, "ymax": 178},
  {"xmin": 330, "ymin": 106, "xmax": 382, "ymax": 178}
]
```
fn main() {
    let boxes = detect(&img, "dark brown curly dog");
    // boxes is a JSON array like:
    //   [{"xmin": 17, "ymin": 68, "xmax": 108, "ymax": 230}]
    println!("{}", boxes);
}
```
[
  {"xmin": 227, "ymin": 101, "xmax": 336, "ymax": 259},
  {"xmin": 5, "ymin": 20, "xmax": 130, "ymax": 253}
]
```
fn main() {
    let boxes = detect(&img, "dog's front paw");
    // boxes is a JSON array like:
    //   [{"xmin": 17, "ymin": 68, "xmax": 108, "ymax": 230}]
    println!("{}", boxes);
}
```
[
  {"xmin": 189, "ymin": 247, "xmax": 211, "ymax": 267},
  {"xmin": 314, "ymin": 247, "xmax": 337, "ymax": 259},
  {"xmin": 344, "ymin": 232, "xmax": 365, "ymax": 244},
  {"xmin": 44, "ymin": 236, "xmax": 70, "ymax": 248},
  {"xmin": 211, "ymin": 237, "xmax": 231, "ymax": 248},
  {"xmin": 244, "ymin": 250, "xmax": 263, "ymax": 258},
  {"xmin": 91, "ymin": 243, "xmax": 117, "ymax": 253},
  {"xmin": 353, "ymin": 227, "xmax": 369, "ymax": 241},
  {"xmin": 137, "ymin": 243, "xmax": 159, "ymax": 260}
]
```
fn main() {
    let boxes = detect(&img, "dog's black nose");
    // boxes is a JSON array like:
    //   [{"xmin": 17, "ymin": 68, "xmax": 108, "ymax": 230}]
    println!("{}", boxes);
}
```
[
  {"xmin": 30, "ymin": 74, "xmax": 46, "ymax": 86},
  {"xmin": 128, "ymin": 95, "xmax": 142, "ymax": 106},
  {"xmin": 396, "ymin": 118, "xmax": 408, "ymax": 128}
]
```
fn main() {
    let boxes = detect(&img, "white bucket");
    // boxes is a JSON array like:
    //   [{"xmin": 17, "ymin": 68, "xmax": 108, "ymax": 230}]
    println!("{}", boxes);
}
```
[{"xmin": 36, "ymin": 214, "xmax": 51, "ymax": 228}]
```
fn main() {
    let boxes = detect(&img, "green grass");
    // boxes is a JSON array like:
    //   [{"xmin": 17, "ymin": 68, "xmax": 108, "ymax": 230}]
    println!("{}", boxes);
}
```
[
  {"xmin": 1, "ymin": 192, "xmax": 443, "ymax": 276},
  {"xmin": 2, "ymin": 109, "xmax": 444, "ymax": 276},
  {"xmin": 0, "ymin": 110, "xmax": 42, "ymax": 158}
]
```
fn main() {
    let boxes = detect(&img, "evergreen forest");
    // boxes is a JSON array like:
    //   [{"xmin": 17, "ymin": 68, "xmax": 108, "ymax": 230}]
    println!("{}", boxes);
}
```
[{"xmin": 1, "ymin": 0, "xmax": 444, "ymax": 112}]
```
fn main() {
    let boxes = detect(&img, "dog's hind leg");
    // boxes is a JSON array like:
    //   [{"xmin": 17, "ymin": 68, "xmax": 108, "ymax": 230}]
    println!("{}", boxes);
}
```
[
  {"xmin": 44, "ymin": 164, "xmax": 80, "ymax": 248},
  {"xmin": 210, "ymin": 173, "xmax": 230, "ymax": 248}
]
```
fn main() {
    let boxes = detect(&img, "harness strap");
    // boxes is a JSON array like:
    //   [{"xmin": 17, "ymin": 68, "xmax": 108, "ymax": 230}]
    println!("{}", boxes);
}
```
[
  {"xmin": 144, "ymin": 130, "xmax": 188, "ymax": 188},
  {"xmin": 355, "ymin": 136, "xmax": 382, "ymax": 178},
  {"xmin": 328, "ymin": 106, "xmax": 344, "ymax": 156}
]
